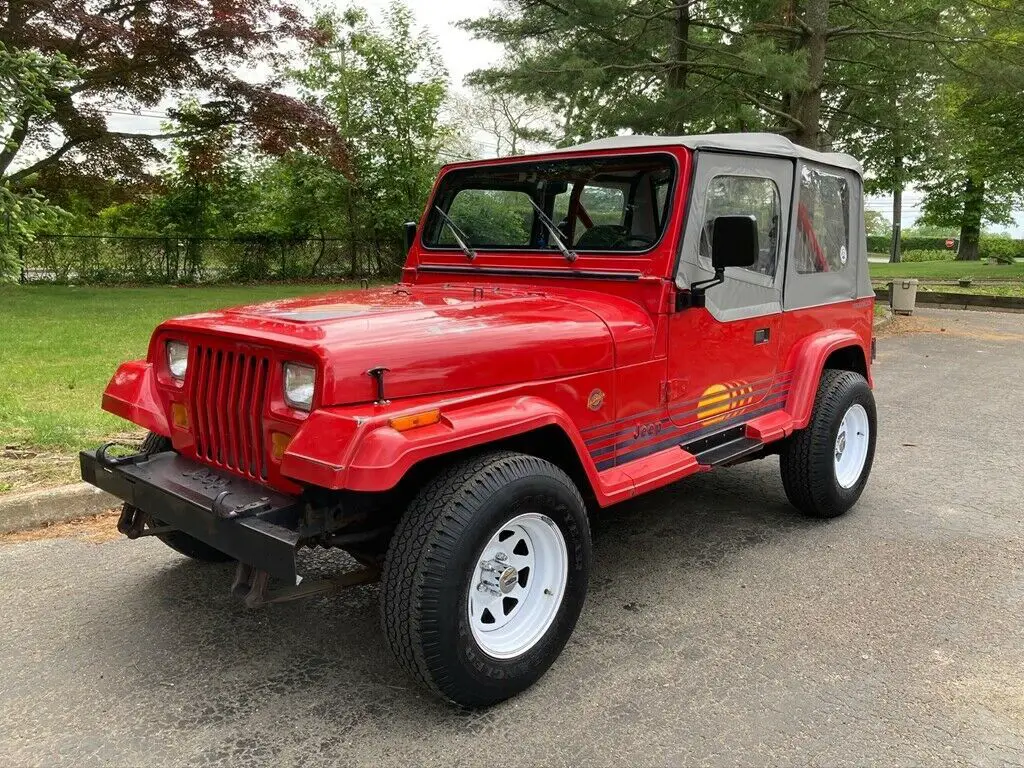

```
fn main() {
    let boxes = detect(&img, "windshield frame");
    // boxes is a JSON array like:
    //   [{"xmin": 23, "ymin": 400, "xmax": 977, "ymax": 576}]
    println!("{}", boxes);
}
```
[{"xmin": 419, "ymin": 150, "xmax": 680, "ymax": 259}]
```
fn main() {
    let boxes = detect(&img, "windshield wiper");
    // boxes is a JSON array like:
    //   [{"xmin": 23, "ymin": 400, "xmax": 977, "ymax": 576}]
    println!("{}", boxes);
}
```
[
  {"xmin": 528, "ymin": 199, "xmax": 577, "ymax": 263},
  {"xmin": 433, "ymin": 206, "xmax": 476, "ymax": 261}
]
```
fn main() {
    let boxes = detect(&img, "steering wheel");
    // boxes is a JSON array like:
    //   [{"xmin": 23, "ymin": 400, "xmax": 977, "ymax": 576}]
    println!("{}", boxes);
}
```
[{"xmin": 623, "ymin": 235, "xmax": 654, "ymax": 248}]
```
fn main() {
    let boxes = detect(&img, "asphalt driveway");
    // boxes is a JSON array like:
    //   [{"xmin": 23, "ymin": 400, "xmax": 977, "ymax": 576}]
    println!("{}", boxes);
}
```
[{"xmin": 1, "ymin": 307, "xmax": 1022, "ymax": 767}]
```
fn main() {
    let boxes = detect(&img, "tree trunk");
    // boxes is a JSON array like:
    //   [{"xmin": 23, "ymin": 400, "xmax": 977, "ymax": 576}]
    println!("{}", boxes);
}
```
[
  {"xmin": 956, "ymin": 176, "xmax": 983, "ymax": 261},
  {"xmin": 346, "ymin": 186, "xmax": 359, "ymax": 279},
  {"xmin": 788, "ymin": 0, "xmax": 829, "ymax": 149},
  {"xmin": 890, "ymin": 179, "xmax": 903, "ymax": 264},
  {"xmin": 311, "ymin": 226, "xmax": 327, "ymax": 277},
  {"xmin": 666, "ymin": 2, "xmax": 691, "ymax": 133}
]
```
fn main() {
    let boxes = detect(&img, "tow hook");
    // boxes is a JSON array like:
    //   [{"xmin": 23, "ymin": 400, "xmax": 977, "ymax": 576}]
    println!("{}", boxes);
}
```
[{"xmin": 116, "ymin": 505, "xmax": 149, "ymax": 539}]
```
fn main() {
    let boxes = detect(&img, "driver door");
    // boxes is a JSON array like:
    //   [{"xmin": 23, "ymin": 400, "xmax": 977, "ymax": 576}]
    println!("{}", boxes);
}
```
[{"xmin": 667, "ymin": 152, "xmax": 794, "ymax": 437}]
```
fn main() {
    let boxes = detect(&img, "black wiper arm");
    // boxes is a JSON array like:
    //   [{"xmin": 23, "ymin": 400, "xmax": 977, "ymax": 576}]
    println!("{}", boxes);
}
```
[
  {"xmin": 528, "ymin": 198, "xmax": 577, "ymax": 263},
  {"xmin": 433, "ymin": 206, "xmax": 476, "ymax": 261}
]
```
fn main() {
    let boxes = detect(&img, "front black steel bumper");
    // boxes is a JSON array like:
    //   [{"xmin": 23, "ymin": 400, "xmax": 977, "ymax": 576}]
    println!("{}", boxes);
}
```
[{"xmin": 80, "ymin": 449, "xmax": 303, "ymax": 583}]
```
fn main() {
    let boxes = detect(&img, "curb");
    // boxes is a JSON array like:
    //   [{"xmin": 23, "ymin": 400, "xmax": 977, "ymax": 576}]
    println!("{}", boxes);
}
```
[
  {"xmin": 874, "ymin": 287, "xmax": 1024, "ymax": 313},
  {"xmin": 873, "ymin": 308, "xmax": 893, "ymax": 332},
  {"xmin": 0, "ymin": 483, "xmax": 120, "ymax": 535}
]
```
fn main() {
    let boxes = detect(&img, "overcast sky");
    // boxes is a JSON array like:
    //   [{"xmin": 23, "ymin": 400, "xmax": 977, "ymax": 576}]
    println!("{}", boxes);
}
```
[{"xmin": 107, "ymin": 0, "xmax": 1022, "ymax": 235}]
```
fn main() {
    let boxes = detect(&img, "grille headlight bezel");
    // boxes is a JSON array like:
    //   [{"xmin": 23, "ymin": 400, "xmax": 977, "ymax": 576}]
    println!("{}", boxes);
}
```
[
  {"xmin": 166, "ymin": 340, "xmax": 189, "ymax": 380},
  {"xmin": 283, "ymin": 362, "xmax": 316, "ymax": 411}
]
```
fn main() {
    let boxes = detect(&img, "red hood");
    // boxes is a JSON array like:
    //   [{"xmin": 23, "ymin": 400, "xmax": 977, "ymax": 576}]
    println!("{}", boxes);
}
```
[{"xmin": 156, "ymin": 284, "xmax": 619, "ymax": 405}]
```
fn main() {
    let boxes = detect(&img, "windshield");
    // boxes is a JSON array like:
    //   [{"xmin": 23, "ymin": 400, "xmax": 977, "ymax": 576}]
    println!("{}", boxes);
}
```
[{"xmin": 423, "ymin": 154, "xmax": 676, "ymax": 254}]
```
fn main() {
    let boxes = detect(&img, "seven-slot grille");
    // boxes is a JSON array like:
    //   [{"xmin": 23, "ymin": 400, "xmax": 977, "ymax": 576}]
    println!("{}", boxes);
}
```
[{"xmin": 189, "ymin": 342, "xmax": 271, "ymax": 481}]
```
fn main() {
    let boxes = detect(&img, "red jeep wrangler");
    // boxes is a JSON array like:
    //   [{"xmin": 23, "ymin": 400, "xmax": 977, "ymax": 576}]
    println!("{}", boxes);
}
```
[{"xmin": 82, "ymin": 133, "xmax": 877, "ymax": 707}]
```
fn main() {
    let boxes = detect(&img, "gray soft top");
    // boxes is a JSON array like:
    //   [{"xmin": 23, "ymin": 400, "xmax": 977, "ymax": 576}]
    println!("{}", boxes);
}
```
[{"xmin": 565, "ymin": 133, "xmax": 862, "ymax": 175}]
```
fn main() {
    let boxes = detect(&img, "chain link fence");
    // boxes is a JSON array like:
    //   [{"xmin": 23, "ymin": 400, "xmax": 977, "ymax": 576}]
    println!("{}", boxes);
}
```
[{"xmin": 18, "ymin": 234, "xmax": 404, "ymax": 284}]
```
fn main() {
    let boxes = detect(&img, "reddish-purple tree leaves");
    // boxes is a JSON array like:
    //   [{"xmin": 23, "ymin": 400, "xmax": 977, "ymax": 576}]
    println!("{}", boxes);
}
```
[{"xmin": 0, "ymin": 0, "xmax": 348, "ymax": 187}]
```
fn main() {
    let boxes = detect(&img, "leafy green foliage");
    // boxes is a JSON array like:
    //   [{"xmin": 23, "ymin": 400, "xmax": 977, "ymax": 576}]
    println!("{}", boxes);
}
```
[
  {"xmin": 0, "ymin": 44, "xmax": 78, "ymax": 278},
  {"xmin": 0, "ymin": 186, "xmax": 68, "ymax": 281},
  {"xmin": 916, "ymin": 3, "xmax": 1024, "ymax": 259},
  {"xmin": 867, "ymin": 236, "xmax": 959, "ymax": 253},
  {"xmin": 979, "ymin": 236, "xmax": 1024, "ymax": 264},
  {"xmin": 898, "ymin": 249, "xmax": 955, "ymax": 263},
  {"xmin": 291, "ymin": 3, "xmax": 451, "ymax": 275},
  {"xmin": 863, "ymin": 211, "xmax": 892, "ymax": 237},
  {"xmin": 443, "ymin": 190, "xmax": 532, "ymax": 247}
]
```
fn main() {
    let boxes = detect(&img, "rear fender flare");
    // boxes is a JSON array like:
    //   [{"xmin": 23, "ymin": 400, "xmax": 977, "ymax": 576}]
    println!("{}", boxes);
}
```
[
  {"xmin": 281, "ymin": 396, "xmax": 601, "ymax": 495},
  {"xmin": 785, "ymin": 330, "xmax": 871, "ymax": 430}
]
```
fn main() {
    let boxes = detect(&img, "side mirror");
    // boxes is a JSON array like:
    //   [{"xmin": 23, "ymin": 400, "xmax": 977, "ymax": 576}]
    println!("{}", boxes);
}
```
[
  {"xmin": 711, "ymin": 215, "xmax": 759, "ymax": 271},
  {"xmin": 403, "ymin": 221, "xmax": 418, "ymax": 254},
  {"xmin": 677, "ymin": 214, "xmax": 760, "ymax": 311}
]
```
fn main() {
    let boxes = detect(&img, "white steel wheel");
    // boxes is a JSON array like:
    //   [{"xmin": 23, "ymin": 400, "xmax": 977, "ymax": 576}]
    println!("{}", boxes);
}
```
[
  {"xmin": 468, "ymin": 512, "xmax": 569, "ymax": 659},
  {"xmin": 834, "ymin": 403, "xmax": 870, "ymax": 489}
]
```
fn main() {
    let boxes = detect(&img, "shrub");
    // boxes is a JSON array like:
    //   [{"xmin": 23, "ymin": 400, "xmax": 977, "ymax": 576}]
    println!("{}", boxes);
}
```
[
  {"xmin": 866, "ymin": 235, "xmax": 961, "ymax": 254},
  {"xmin": 899, "ymin": 249, "xmax": 955, "ymax": 263},
  {"xmin": 978, "ymin": 237, "xmax": 1023, "ymax": 264}
]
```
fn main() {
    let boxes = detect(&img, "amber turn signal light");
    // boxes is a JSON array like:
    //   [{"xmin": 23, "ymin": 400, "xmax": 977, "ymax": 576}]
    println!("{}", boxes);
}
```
[
  {"xmin": 389, "ymin": 409, "xmax": 442, "ymax": 433},
  {"xmin": 170, "ymin": 403, "xmax": 189, "ymax": 430},
  {"xmin": 270, "ymin": 431, "xmax": 291, "ymax": 460}
]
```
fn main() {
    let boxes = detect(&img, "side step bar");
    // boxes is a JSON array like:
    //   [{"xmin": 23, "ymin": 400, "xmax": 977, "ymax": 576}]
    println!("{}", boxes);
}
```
[{"xmin": 683, "ymin": 425, "xmax": 765, "ymax": 467}]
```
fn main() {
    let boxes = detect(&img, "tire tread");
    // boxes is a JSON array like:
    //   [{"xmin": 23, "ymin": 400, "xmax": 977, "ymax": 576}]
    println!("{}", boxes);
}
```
[
  {"xmin": 379, "ymin": 450, "xmax": 586, "ymax": 704},
  {"xmin": 780, "ymin": 369, "xmax": 875, "ymax": 518}
]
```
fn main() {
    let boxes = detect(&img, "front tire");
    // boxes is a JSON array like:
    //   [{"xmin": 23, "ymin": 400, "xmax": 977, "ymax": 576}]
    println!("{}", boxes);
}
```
[
  {"xmin": 780, "ymin": 369, "xmax": 877, "ymax": 518},
  {"xmin": 380, "ymin": 451, "xmax": 591, "ymax": 707}
]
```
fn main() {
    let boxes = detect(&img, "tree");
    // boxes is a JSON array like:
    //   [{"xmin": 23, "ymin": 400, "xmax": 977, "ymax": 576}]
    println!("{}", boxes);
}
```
[
  {"xmin": 460, "ymin": 1, "xmax": 789, "ymax": 144},
  {"xmin": 916, "ymin": 3, "xmax": 1024, "ymax": 260},
  {"xmin": 466, "ymin": 87, "xmax": 557, "ymax": 157},
  {"xmin": 863, "ymin": 210, "xmax": 891, "ymax": 237},
  {"xmin": 460, "ymin": 0, "xmax": 1010, "ymax": 159},
  {"xmin": 0, "ymin": 0, "xmax": 346, "ymax": 193},
  {"xmin": 824, "ymin": 2, "xmax": 947, "ymax": 262},
  {"xmin": 0, "ymin": 43, "xmax": 78, "ymax": 278},
  {"xmin": 292, "ymin": 3, "xmax": 451, "ymax": 276}
]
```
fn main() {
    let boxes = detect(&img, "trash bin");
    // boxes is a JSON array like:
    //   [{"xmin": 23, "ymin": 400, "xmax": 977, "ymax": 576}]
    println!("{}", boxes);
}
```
[{"xmin": 889, "ymin": 279, "xmax": 918, "ymax": 315}]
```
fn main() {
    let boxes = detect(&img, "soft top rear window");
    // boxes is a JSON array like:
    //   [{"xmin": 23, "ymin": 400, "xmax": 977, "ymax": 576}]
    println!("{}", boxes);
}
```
[{"xmin": 423, "ymin": 154, "xmax": 676, "ymax": 255}]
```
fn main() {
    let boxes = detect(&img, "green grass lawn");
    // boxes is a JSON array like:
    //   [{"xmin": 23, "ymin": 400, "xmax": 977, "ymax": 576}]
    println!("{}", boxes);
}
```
[
  {"xmin": 869, "ymin": 259, "xmax": 1024, "ymax": 297},
  {"xmin": 0, "ymin": 283, "xmax": 351, "ymax": 455},
  {"xmin": 869, "ymin": 260, "xmax": 1024, "ymax": 281}
]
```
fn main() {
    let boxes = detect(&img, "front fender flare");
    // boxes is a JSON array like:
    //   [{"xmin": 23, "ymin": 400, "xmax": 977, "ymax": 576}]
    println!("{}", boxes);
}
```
[
  {"xmin": 280, "ymin": 396, "xmax": 600, "ymax": 494},
  {"xmin": 101, "ymin": 360, "xmax": 170, "ymax": 437}
]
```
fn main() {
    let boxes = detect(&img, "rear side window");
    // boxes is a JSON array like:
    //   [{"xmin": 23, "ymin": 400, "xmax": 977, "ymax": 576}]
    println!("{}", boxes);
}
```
[
  {"xmin": 796, "ymin": 166, "xmax": 850, "ymax": 273},
  {"xmin": 698, "ymin": 175, "xmax": 781, "ymax": 278}
]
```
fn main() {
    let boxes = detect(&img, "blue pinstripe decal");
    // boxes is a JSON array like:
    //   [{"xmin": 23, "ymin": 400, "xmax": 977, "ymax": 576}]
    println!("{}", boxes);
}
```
[
  {"xmin": 593, "ymin": 394, "xmax": 788, "ymax": 471},
  {"xmin": 584, "ymin": 370, "xmax": 793, "ymax": 446}
]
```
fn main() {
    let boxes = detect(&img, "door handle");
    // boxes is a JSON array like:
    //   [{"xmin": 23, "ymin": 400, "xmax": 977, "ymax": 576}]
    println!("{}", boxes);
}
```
[{"xmin": 754, "ymin": 328, "xmax": 770, "ymax": 345}]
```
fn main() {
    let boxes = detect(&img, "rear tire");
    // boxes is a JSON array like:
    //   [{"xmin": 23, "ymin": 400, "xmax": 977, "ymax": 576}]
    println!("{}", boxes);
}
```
[
  {"xmin": 125, "ymin": 433, "xmax": 234, "ymax": 564},
  {"xmin": 779, "ymin": 369, "xmax": 876, "ymax": 518},
  {"xmin": 380, "ymin": 451, "xmax": 591, "ymax": 707}
]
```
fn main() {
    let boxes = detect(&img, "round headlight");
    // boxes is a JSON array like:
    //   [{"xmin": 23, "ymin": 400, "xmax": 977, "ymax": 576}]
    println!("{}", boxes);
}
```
[
  {"xmin": 166, "ymin": 341, "xmax": 189, "ymax": 380},
  {"xmin": 283, "ymin": 363, "xmax": 315, "ymax": 411}
]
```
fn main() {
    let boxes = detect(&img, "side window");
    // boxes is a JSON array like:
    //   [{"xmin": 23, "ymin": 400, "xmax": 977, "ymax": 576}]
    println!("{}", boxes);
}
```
[
  {"xmin": 795, "ymin": 166, "xmax": 850, "ymax": 273},
  {"xmin": 442, "ymin": 189, "xmax": 533, "ymax": 247},
  {"xmin": 699, "ymin": 175, "xmax": 781, "ymax": 278}
]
